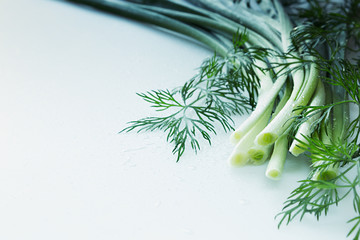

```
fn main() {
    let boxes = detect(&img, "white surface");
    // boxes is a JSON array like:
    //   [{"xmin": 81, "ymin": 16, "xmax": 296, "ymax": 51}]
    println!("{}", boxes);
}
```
[{"xmin": 0, "ymin": 1, "xmax": 354, "ymax": 239}]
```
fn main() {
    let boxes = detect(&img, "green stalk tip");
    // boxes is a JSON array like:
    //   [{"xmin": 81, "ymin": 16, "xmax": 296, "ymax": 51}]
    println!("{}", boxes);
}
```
[
  {"xmin": 289, "ymin": 143, "xmax": 306, "ymax": 157},
  {"xmin": 320, "ymin": 171, "xmax": 338, "ymax": 181},
  {"xmin": 230, "ymin": 131, "xmax": 242, "ymax": 145},
  {"xmin": 266, "ymin": 169, "xmax": 280, "ymax": 179},
  {"xmin": 228, "ymin": 152, "xmax": 249, "ymax": 167},
  {"xmin": 313, "ymin": 167, "xmax": 338, "ymax": 181},
  {"xmin": 248, "ymin": 149, "xmax": 265, "ymax": 162},
  {"xmin": 257, "ymin": 133, "xmax": 278, "ymax": 146}
]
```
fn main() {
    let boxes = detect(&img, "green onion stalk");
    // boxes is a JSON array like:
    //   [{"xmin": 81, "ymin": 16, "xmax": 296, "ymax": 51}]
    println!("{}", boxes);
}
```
[{"xmin": 311, "ymin": 85, "xmax": 349, "ymax": 181}]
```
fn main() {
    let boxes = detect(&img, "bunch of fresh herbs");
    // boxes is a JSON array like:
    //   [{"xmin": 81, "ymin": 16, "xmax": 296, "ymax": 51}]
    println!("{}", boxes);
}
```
[{"xmin": 63, "ymin": 0, "xmax": 360, "ymax": 238}]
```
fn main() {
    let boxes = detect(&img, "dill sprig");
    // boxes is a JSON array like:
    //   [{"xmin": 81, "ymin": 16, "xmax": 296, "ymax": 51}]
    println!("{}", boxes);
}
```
[
  {"xmin": 277, "ymin": 134, "xmax": 360, "ymax": 238},
  {"xmin": 121, "ymin": 44, "xmax": 267, "ymax": 161}
]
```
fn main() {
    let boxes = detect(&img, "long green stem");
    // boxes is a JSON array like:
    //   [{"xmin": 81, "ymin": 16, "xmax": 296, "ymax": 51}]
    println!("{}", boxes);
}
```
[
  {"xmin": 311, "ymin": 123, "xmax": 338, "ymax": 181},
  {"xmin": 230, "ymin": 60, "xmax": 275, "ymax": 143},
  {"xmin": 255, "ymin": 60, "xmax": 319, "ymax": 146},
  {"xmin": 289, "ymin": 80, "xmax": 326, "ymax": 156},
  {"xmin": 312, "ymin": 85, "xmax": 349, "ymax": 181},
  {"xmin": 252, "ymin": 0, "xmax": 317, "ymax": 147},
  {"xmin": 139, "ymin": 4, "xmax": 277, "ymax": 50},
  {"xmin": 228, "ymin": 101, "xmax": 274, "ymax": 167},
  {"xmin": 189, "ymin": 0, "xmax": 282, "ymax": 49},
  {"xmin": 265, "ymin": 132, "xmax": 289, "ymax": 179},
  {"xmin": 65, "ymin": 0, "xmax": 229, "ymax": 56},
  {"xmin": 245, "ymin": 74, "xmax": 290, "ymax": 165}
]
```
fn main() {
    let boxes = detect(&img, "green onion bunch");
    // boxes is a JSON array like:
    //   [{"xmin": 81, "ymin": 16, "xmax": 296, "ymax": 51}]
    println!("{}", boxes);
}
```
[{"xmin": 63, "ymin": 0, "xmax": 360, "ymax": 238}]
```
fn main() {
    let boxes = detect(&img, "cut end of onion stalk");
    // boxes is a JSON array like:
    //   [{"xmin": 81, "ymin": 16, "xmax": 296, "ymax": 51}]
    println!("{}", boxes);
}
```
[
  {"xmin": 248, "ymin": 148, "xmax": 265, "ymax": 162},
  {"xmin": 289, "ymin": 142, "xmax": 306, "ymax": 157},
  {"xmin": 256, "ymin": 132, "xmax": 278, "ymax": 146},
  {"xmin": 312, "ymin": 165, "xmax": 339, "ymax": 181},
  {"xmin": 248, "ymin": 148, "xmax": 269, "ymax": 165},
  {"xmin": 228, "ymin": 151, "xmax": 249, "ymax": 167},
  {"xmin": 312, "ymin": 171, "xmax": 338, "ymax": 182},
  {"xmin": 230, "ymin": 130, "xmax": 242, "ymax": 145},
  {"xmin": 265, "ymin": 133, "xmax": 289, "ymax": 180},
  {"xmin": 266, "ymin": 169, "xmax": 281, "ymax": 179},
  {"xmin": 319, "ymin": 171, "xmax": 338, "ymax": 181}
]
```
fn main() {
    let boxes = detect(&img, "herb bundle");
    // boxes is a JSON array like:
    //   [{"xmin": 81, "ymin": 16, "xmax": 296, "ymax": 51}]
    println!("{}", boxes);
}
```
[{"xmin": 63, "ymin": 0, "xmax": 360, "ymax": 238}]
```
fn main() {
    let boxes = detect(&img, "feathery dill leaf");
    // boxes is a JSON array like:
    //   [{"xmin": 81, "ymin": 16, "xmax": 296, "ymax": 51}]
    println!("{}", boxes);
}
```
[
  {"xmin": 277, "ymin": 134, "xmax": 360, "ymax": 233},
  {"xmin": 121, "ymin": 41, "xmax": 268, "ymax": 161}
]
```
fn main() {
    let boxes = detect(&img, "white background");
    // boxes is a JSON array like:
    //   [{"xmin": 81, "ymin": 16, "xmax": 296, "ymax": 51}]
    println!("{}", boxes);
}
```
[{"xmin": 0, "ymin": 0, "xmax": 354, "ymax": 239}]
